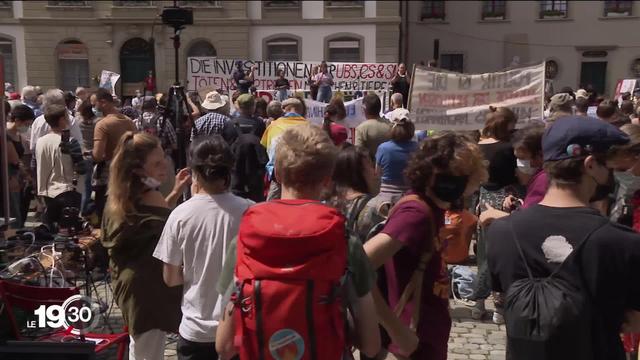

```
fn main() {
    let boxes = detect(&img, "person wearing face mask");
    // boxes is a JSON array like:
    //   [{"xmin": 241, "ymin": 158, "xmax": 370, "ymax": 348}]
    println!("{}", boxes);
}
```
[
  {"xmin": 91, "ymin": 88, "xmax": 136, "ymax": 221},
  {"xmin": 487, "ymin": 116, "xmax": 640, "ymax": 360},
  {"xmin": 606, "ymin": 123, "xmax": 640, "ymax": 360},
  {"xmin": 4, "ymin": 103, "xmax": 35, "ymax": 228},
  {"xmin": 479, "ymin": 123, "xmax": 547, "ymax": 225},
  {"xmin": 75, "ymin": 97, "xmax": 98, "ymax": 216},
  {"xmin": 101, "ymin": 131, "xmax": 191, "ymax": 360},
  {"xmin": 607, "ymin": 124, "xmax": 640, "ymax": 229},
  {"xmin": 35, "ymin": 104, "xmax": 87, "ymax": 231},
  {"xmin": 364, "ymin": 133, "xmax": 488, "ymax": 360},
  {"xmin": 473, "ymin": 106, "xmax": 519, "ymax": 323}
]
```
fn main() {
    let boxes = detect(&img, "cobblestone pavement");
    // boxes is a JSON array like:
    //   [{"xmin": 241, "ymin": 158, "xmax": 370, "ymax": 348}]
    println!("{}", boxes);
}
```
[
  {"xmin": 21, "ymin": 217, "xmax": 506, "ymax": 359},
  {"xmin": 91, "ymin": 282, "xmax": 506, "ymax": 360}
]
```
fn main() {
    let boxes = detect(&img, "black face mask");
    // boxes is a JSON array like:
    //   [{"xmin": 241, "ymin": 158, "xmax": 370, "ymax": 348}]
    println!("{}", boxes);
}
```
[
  {"xmin": 432, "ymin": 174, "xmax": 469, "ymax": 203},
  {"xmin": 590, "ymin": 170, "xmax": 615, "ymax": 202}
]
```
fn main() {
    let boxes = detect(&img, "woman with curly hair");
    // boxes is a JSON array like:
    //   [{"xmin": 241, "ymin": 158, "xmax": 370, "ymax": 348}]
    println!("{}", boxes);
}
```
[{"xmin": 364, "ymin": 133, "xmax": 488, "ymax": 360}]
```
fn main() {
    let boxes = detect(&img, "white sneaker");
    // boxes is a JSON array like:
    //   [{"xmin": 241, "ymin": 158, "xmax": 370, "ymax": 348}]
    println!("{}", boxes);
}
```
[
  {"xmin": 471, "ymin": 301, "xmax": 486, "ymax": 320},
  {"xmin": 492, "ymin": 311, "xmax": 505, "ymax": 325}
]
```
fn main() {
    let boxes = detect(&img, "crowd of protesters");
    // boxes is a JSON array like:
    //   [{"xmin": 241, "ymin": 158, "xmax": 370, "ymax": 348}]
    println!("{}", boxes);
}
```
[{"xmin": 6, "ymin": 60, "xmax": 640, "ymax": 360}]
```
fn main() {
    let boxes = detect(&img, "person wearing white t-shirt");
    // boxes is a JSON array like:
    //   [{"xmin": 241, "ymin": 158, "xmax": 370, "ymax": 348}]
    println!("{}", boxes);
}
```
[
  {"xmin": 154, "ymin": 135, "xmax": 253, "ymax": 360},
  {"xmin": 35, "ymin": 104, "xmax": 85, "ymax": 231},
  {"xmin": 384, "ymin": 93, "xmax": 410, "ymax": 123}
]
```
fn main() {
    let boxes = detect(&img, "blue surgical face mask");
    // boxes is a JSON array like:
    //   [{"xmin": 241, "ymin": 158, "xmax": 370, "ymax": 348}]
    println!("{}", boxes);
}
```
[{"xmin": 92, "ymin": 107, "xmax": 103, "ymax": 118}]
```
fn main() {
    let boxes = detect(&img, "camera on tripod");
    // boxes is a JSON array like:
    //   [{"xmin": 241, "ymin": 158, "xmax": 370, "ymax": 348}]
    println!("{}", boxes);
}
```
[
  {"xmin": 58, "ymin": 206, "xmax": 89, "ymax": 237},
  {"xmin": 161, "ymin": 6, "xmax": 193, "ymax": 29}
]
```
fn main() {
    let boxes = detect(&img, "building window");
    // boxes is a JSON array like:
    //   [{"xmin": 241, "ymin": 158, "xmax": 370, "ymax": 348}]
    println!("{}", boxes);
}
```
[
  {"xmin": 264, "ymin": 1, "xmax": 300, "ymax": 8},
  {"xmin": 0, "ymin": 1, "xmax": 11, "ymax": 7},
  {"xmin": 482, "ymin": 1, "xmax": 506, "ymax": 19},
  {"xmin": 0, "ymin": 36, "xmax": 15, "ymax": 86},
  {"xmin": 421, "ymin": 1, "xmax": 445, "ymax": 20},
  {"xmin": 631, "ymin": 58, "xmax": 640, "ymax": 78},
  {"xmin": 440, "ymin": 54, "xmax": 464, "ymax": 73},
  {"xmin": 540, "ymin": 0, "xmax": 568, "ymax": 18},
  {"xmin": 48, "ymin": 1, "xmax": 89, "ymax": 6},
  {"xmin": 327, "ymin": 36, "xmax": 361, "ymax": 62},
  {"xmin": 326, "ymin": 1, "xmax": 364, "ymax": 7},
  {"xmin": 605, "ymin": 0, "xmax": 633, "ymax": 16},
  {"xmin": 178, "ymin": 1, "xmax": 221, "ymax": 6},
  {"xmin": 113, "ymin": 1, "xmax": 152, "ymax": 6},
  {"xmin": 57, "ymin": 40, "xmax": 89, "ymax": 91},
  {"xmin": 266, "ymin": 37, "xmax": 299, "ymax": 61},
  {"xmin": 187, "ymin": 40, "xmax": 217, "ymax": 57}
]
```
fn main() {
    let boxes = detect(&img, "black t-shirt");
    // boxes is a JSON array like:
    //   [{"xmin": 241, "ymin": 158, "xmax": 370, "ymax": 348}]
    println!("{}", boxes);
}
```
[
  {"xmin": 391, "ymin": 74, "xmax": 410, "ymax": 97},
  {"xmin": 222, "ymin": 115, "xmax": 266, "ymax": 145},
  {"xmin": 233, "ymin": 69, "xmax": 252, "ymax": 94},
  {"xmin": 487, "ymin": 204, "xmax": 640, "ymax": 360},
  {"xmin": 480, "ymin": 141, "xmax": 518, "ymax": 190},
  {"xmin": 275, "ymin": 78, "xmax": 289, "ymax": 90}
]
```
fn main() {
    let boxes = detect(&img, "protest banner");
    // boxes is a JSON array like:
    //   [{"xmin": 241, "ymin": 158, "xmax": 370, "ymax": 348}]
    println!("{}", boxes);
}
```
[
  {"xmin": 303, "ymin": 97, "xmax": 365, "ymax": 143},
  {"xmin": 614, "ymin": 79, "xmax": 637, "ymax": 102},
  {"xmin": 409, "ymin": 63, "xmax": 545, "ymax": 131},
  {"xmin": 187, "ymin": 58, "xmax": 398, "ymax": 93},
  {"xmin": 99, "ymin": 70, "xmax": 121, "ymax": 96}
]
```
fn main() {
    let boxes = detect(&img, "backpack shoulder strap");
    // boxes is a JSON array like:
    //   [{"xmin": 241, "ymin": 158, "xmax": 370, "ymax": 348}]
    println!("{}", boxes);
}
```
[
  {"xmin": 509, "ymin": 213, "xmax": 609, "ymax": 280},
  {"xmin": 346, "ymin": 194, "xmax": 373, "ymax": 233},
  {"xmin": 389, "ymin": 194, "xmax": 438, "ymax": 331}
]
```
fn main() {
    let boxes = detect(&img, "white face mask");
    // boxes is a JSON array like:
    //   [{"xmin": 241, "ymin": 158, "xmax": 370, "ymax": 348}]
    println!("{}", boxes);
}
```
[
  {"xmin": 17, "ymin": 125, "xmax": 29, "ymax": 134},
  {"xmin": 141, "ymin": 176, "xmax": 162, "ymax": 189},
  {"xmin": 517, "ymin": 159, "xmax": 537, "ymax": 175}
]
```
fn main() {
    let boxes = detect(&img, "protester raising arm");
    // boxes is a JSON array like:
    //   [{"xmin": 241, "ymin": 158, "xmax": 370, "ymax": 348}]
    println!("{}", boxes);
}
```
[{"xmin": 164, "ymin": 168, "xmax": 191, "ymax": 209}]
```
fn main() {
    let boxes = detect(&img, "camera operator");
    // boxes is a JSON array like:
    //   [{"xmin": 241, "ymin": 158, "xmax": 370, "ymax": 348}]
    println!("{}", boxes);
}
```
[{"xmin": 35, "ymin": 104, "xmax": 87, "ymax": 232}]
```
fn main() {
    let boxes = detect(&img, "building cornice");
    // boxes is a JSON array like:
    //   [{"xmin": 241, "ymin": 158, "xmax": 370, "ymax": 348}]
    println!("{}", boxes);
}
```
[
  {"xmin": 12, "ymin": 16, "xmax": 400, "ymax": 27},
  {"xmin": 16, "ymin": 17, "xmax": 253, "ymax": 26},
  {"xmin": 250, "ymin": 16, "xmax": 401, "ymax": 26}
]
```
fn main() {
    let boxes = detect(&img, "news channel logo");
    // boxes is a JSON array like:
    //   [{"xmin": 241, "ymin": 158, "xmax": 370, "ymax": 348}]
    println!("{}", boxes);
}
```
[{"xmin": 28, "ymin": 295, "xmax": 101, "ymax": 334}]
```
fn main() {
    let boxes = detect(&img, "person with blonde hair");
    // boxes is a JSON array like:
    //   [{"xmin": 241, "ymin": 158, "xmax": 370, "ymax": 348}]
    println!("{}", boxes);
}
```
[
  {"xmin": 101, "ymin": 132, "xmax": 190, "ymax": 360},
  {"xmin": 365, "ymin": 133, "xmax": 488, "ymax": 360},
  {"xmin": 216, "ymin": 124, "xmax": 381, "ymax": 360}
]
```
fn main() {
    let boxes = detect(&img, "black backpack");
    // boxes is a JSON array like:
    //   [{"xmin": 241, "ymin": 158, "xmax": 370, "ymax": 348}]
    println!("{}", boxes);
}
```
[{"xmin": 504, "ymin": 217, "xmax": 608, "ymax": 360}]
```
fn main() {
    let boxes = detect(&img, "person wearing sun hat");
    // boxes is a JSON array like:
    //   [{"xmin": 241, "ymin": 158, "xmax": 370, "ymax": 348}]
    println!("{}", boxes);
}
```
[
  {"xmin": 486, "ymin": 115, "xmax": 640, "ymax": 360},
  {"xmin": 191, "ymin": 90, "xmax": 231, "ymax": 142}
]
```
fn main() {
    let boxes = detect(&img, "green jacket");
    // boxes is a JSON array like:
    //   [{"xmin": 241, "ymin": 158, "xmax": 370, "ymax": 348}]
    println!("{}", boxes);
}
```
[{"xmin": 101, "ymin": 204, "xmax": 182, "ymax": 335}]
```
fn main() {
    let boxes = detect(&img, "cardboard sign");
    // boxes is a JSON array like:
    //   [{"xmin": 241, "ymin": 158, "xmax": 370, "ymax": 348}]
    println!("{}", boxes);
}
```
[{"xmin": 99, "ymin": 70, "xmax": 121, "ymax": 96}]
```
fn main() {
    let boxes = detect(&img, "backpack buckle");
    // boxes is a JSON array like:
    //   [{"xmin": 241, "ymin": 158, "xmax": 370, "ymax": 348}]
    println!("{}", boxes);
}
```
[{"xmin": 240, "ymin": 297, "xmax": 252, "ymax": 312}]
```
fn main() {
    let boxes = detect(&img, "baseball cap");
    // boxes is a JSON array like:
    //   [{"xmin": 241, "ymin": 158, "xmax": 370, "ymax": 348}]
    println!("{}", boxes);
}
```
[{"xmin": 542, "ymin": 116, "xmax": 629, "ymax": 162}]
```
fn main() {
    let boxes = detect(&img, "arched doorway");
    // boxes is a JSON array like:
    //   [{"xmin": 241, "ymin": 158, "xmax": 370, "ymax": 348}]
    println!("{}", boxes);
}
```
[
  {"xmin": 120, "ymin": 37, "xmax": 155, "ymax": 96},
  {"xmin": 57, "ymin": 40, "xmax": 89, "ymax": 91}
]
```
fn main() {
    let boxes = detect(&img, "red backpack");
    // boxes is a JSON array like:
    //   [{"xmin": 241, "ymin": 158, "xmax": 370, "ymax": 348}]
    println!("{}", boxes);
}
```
[{"xmin": 233, "ymin": 199, "xmax": 349, "ymax": 360}]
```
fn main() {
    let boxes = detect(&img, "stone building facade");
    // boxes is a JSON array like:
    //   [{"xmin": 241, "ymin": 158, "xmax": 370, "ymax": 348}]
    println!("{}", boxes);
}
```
[
  {"xmin": 0, "ymin": 0, "xmax": 400, "ymax": 95},
  {"xmin": 403, "ymin": 0, "xmax": 640, "ymax": 96}
]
